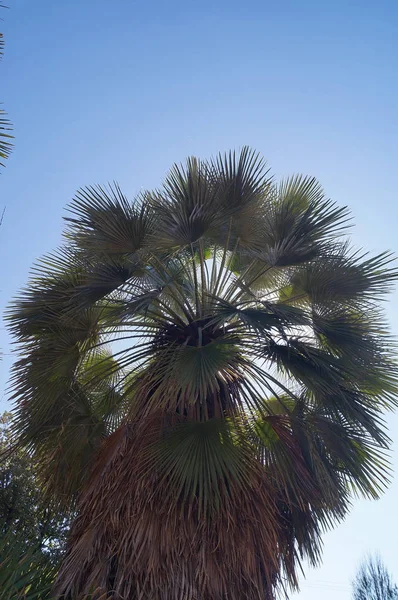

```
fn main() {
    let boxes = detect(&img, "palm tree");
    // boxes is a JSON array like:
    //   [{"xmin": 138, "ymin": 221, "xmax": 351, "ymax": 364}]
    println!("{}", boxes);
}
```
[{"xmin": 8, "ymin": 149, "xmax": 398, "ymax": 599}]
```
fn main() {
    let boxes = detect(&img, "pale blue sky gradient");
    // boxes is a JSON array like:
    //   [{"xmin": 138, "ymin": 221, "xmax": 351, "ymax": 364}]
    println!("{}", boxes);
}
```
[{"xmin": 1, "ymin": 1, "xmax": 397, "ymax": 597}]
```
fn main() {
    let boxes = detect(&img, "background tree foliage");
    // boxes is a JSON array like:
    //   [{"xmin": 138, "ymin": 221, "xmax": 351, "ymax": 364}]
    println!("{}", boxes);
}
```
[
  {"xmin": 0, "ymin": 413, "xmax": 70, "ymax": 599},
  {"xmin": 352, "ymin": 556, "xmax": 398, "ymax": 600},
  {"xmin": 0, "ymin": 413, "xmax": 70, "ymax": 557}
]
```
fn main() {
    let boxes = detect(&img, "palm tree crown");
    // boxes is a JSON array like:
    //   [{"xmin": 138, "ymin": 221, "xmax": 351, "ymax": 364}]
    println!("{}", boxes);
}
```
[{"xmin": 8, "ymin": 149, "xmax": 398, "ymax": 599}]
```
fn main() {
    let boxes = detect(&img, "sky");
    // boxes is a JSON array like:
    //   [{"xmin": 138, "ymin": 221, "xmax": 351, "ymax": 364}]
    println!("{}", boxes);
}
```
[{"xmin": 1, "ymin": 0, "xmax": 398, "ymax": 597}]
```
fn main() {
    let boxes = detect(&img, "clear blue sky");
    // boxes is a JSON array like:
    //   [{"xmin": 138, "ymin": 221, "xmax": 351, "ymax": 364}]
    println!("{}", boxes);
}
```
[{"xmin": 1, "ymin": 1, "xmax": 397, "ymax": 597}]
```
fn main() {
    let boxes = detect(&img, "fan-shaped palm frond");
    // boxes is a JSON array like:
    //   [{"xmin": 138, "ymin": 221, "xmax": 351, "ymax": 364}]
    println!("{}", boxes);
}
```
[
  {"xmin": 0, "ymin": 532, "xmax": 56, "ymax": 600},
  {"xmin": 7, "ymin": 148, "xmax": 398, "ymax": 599}
]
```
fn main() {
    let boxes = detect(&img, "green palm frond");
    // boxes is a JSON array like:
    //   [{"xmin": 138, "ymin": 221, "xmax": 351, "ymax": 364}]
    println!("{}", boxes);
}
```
[
  {"xmin": 262, "ymin": 175, "xmax": 351, "ymax": 266},
  {"xmin": 7, "ymin": 148, "xmax": 398, "ymax": 599},
  {"xmin": 147, "ymin": 418, "xmax": 253, "ymax": 514},
  {"xmin": 0, "ymin": 533, "xmax": 56, "ymax": 600}
]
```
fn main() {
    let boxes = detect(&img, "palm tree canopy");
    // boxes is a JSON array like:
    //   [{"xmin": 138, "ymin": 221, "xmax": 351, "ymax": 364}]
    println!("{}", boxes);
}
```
[{"xmin": 7, "ymin": 148, "xmax": 398, "ymax": 599}]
